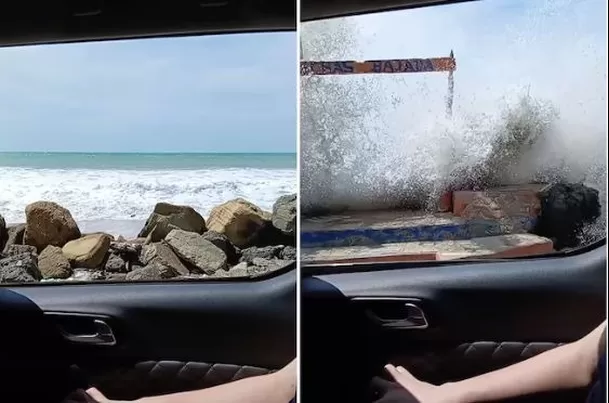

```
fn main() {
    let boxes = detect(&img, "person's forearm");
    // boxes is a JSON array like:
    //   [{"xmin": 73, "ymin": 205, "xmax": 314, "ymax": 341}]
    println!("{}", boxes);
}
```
[
  {"xmin": 135, "ymin": 370, "xmax": 295, "ymax": 403},
  {"xmin": 444, "ymin": 341, "xmax": 593, "ymax": 403}
]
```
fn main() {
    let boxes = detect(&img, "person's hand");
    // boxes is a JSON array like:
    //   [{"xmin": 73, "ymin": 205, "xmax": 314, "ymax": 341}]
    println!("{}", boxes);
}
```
[
  {"xmin": 85, "ymin": 388, "xmax": 131, "ymax": 403},
  {"xmin": 384, "ymin": 364, "xmax": 463, "ymax": 403}
]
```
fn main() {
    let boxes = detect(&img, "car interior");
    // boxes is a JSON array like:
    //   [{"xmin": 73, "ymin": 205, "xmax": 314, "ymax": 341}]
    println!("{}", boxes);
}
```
[
  {"xmin": 299, "ymin": 1, "xmax": 606, "ymax": 403},
  {"xmin": 0, "ymin": 1, "xmax": 295, "ymax": 402}
]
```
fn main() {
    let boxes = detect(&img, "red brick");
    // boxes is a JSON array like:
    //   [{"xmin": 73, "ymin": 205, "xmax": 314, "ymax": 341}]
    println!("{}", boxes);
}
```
[{"xmin": 437, "ymin": 191, "xmax": 453, "ymax": 212}]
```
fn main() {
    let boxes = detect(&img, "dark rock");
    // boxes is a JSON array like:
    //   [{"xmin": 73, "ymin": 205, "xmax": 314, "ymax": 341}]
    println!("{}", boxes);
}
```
[
  {"xmin": 532, "ymin": 183, "xmax": 601, "ymax": 250},
  {"xmin": 2, "ymin": 223, "xmax": 26, "ymax": 254},
  {"xmin": 109, "ymin": 241, "xmax": 142, "ymax": 263},
  {"xmin": 5, "ymin": 244, "xmax": 37, "ymax": 257},
  {"xmin": 0, "ymin": 253, "xmax": 42, "ymax": 283},
  {"xmin": 138, "ymin": 202, "xmax": 206, "ymax": 242},
  {"xmin": 240, "ymin": 246, "xmax": 284, "ymax": 263},
  {"xmin": 38, "ymin": 245, "xmax": 72, "ymax": 279},
  {"xmin": 280, "ymin": 245, "xmax": 296, "ymax": 260},
  {"xmin": 0, "ymin": 214, "xmax": 7, "ymax": 252},
  {"xmin": 105, "ymin": 253, "xmax": 127, "ymax": 273},
  {"xmin": 23, "ymin": 201, "xmax": 81, "ymax": 251},
  {"xmin": 165, "ymin": 229, "xmax": 227, "ymax": 274},
  {"xmin": 141, "ymin": 242, "xmax": 189, "ymax": 276},
  {"xmin": 249, "ymin": 258, "xmax": 294, "ymax": 277},
  {"xmin": 272, "ymin": 194, "xmax": 297, "ymax": 236},
  {"xmin": 202, "ymin": 231, "xmax": 241, "ymax": 264},
  {"xmin": 144, "ymin": 221, "xmax": 180, "ymax": 244},
  {"xmin": 125, "ymin": 261, "xmax": 178, "ymax": 281}
]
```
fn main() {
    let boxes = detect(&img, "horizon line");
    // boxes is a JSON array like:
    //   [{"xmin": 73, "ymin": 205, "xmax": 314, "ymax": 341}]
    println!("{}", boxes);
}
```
[{"xmin": 0, "ymin": 151, "xmax": 296, "ymax": 155}]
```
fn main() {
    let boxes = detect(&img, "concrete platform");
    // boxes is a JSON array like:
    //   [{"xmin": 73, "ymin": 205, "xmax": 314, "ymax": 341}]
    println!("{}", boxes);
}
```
[
  {"xmin": 301, "ymin": 209, "xmax": 536, "ymax": 248},
  {"xmin": 301, "ymin": 233, "xmax": 554, "ymax": 264}
]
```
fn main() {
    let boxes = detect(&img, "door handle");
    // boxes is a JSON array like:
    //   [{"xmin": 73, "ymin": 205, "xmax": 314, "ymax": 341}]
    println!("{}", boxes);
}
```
[
  {"xmin": 46, "ymin": 313, "xmax": 117, "ymax": 346},
  {"xmin": 61, "ymin": 319, "xmax": 117, "ymax": 346},
  {"xmin": 352, "ymin": 297, "xmax": 429, "ymax": 330}
]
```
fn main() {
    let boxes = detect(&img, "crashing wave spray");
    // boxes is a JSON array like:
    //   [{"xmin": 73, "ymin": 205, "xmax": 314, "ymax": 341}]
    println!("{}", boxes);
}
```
[{"xmin": 300, "ymin": 3, "xmax": 606, "ymax": 239}]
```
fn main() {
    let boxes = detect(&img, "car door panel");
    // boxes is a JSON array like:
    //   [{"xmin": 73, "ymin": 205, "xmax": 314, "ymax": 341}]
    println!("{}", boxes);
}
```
[
  {"xmin": 301, "ymin": 245, "xmax": 605, "ymax": 403},
  {"xmin": 6, "ymin": 269, "xmax": 296, "ymax": 400}
]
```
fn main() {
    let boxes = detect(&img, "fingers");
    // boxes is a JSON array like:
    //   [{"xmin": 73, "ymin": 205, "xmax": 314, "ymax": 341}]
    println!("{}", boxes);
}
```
[
  {"xmin": 385, "ymin": 364, "xmax": 416, "ymax": 382},
  {"xmin": 85, "ymin": 387, "xmax": 108, "ymax": 402}
]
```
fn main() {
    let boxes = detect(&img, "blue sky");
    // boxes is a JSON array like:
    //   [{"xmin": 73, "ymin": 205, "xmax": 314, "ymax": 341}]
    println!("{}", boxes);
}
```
[{"xmin": 0, "ymin": 32, "xmax": 296, "ymax": 153}]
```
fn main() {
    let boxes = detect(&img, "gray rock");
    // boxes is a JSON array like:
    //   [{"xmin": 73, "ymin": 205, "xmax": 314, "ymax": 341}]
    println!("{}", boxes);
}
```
[
  {"xmin": 125, "ymin": 261, "xmax": 178, "ymax": 281},
  {"xmin": 280, "ymin": 245, "xmax": 296, "ymax": 260},
  {"xmin": 106, "ymin": 273, "xmax": 127, "ymax": 281},
  {"xmin": 144, "ymin": 221, "xmax": 180, "ymax": 244},
  {"xmin": 138, "ymin": 202, "xmax": 206, "ymax": 242},
  {"xmin": 109, "ymin": 242, "xmax": 142, "ymax": 258},
  {"xmin": 240, "ymin": 246, "xmax": 283, "ymax": 263},
  {"xmin": 105, "ymin": 253, "xmax": 127, "ymax": 273},
  {"xmin": 141, "ymin": 242, "xmax": 189, "ymax": 275},
  {"xmin": 165, "ymin": 229, "xmax": 227, "ymax": 274},
  {"xmin": 2, "ymin": 223, "xmax": 26, "ymax": 254},
  {"xmin": 210, "ymin": 261, "xmax": 250, "ymax": 279},
  {"xmin": 272, "ymin": 194, "xmax": 297, "ymax": 236},
  {"xmin": 38, "ymin": 245, "xmax": 72, "ymax": 279},
  {"xmin": 249, "ymin": 258, "xmax": 294, "ymax": 277},
  {"xmin": 0, "ymin": 253, "xmax": 41, "ymax": 283},
  {"xmin": 71, "ymin": 269, "xmax": 105, "ymax": 282},
  {"xmin": 4, "ymin": 244, "xmax": 38, "ymax": 257},
  {"xmin": 202, "ymin": 231, "xmax": 240, "ymax": 264}
]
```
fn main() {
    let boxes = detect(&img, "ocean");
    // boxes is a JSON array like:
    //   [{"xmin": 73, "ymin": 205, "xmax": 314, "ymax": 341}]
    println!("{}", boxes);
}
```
[{"xmin": 0, "ymin": 152, "xmax": 296, "ymax": 238}]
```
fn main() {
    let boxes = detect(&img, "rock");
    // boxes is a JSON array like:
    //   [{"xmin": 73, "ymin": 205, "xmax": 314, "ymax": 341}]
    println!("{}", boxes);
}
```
[
  {"xmin": 38, "ymin": 245, "xmax": 72, "ymax": 279},
  {"xmin": 105, "ymin": 253, "xmax": 127, "ymax": 273},
  {"xmin": 4, "ymin": 244, "xmax": 37, "ymax": 257},
  {"xmin": 201, "ymin": 231, "xmax": 240, "ymax": 264},
  {"xmin": 109, "ymin": 242, "xmax": 142, "ymax": 261},
  {"xmin": 141, "ymin": 242, "xmax": 189, "ymax": 276},
  {"xmin": 62, "ymin": 234, "xmax": 112, "ymax": 269},
  {"xmin": 144, "ymin": 221, "xmax": 180, "ymax": 244},
  {"xmin": 0, "ymin": 253, "xmax": 42, "ymax": 283},
  {"xmin": 165, "ymin": 229, "xmax": 227, "ymax": 274},
  {"xmin": 0, "ymin": 214, "xmax": 7, "ymax": 252},
  {"xmin": 23, "ymin": 201, "xmax": 81, "ymax": 251},
  {"xmin": 2, "ymin": 224, "xmax": 26, "ymax": 254},
  {"xmin": 125, "ymin": 261, "xmax": 178, "ymax": 281},
  {"xmin": 249, "ymin": 258, "xmax": 293, "ymax": 277},
  {"xmin": 533, "ymin": 183, "xmax": 601, "ymax": 250},
  {"xmin": 210, "ymin": 262, "xmax": 250, "ymax": 278},
  {"xmin": 71, "ymin": 269, "xmax": 105, "ymax": 282},
  {"xmin": 138, "ymin": 203, "xmax": 206, "ymax": 242},
  {"xmin": 106, "ymin": 273, "xmax": 127, "ymax": 281},
  {"xmin": 280, "ymin": 245, "xmax": 296, "ymax": 260},
  {"xmin": 272, "ymin": 194, "xmax": 297, "ymax": 236},
  {"xmin": 240, "ymin": 246, "xmax": 284, "ymax": 263},
  {"xmin": 207, "ymin": 198, "xmax": 269, "ymax": 248}
]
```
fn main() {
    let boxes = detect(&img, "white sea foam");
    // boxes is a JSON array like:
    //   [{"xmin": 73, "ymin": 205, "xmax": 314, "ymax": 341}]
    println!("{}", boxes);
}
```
[{"xmin": 0, "ymin": 167, "xmax": 296, "ymax": 226}]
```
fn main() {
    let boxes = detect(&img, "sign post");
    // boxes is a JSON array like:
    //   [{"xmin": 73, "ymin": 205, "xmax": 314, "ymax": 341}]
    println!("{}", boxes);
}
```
[{"xmin": 301, "ymin": 51, "xmax": 457, "ymax": 117}]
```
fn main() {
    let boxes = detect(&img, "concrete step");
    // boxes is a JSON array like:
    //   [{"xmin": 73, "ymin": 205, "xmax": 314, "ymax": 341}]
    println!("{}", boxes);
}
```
[
  {"xmin": 301, "ymin": 209, "xmax": 535, "ymax": 248},
  {"xmin": 301, "ymin": 233, "xmax": 554, "ymax": 264}
]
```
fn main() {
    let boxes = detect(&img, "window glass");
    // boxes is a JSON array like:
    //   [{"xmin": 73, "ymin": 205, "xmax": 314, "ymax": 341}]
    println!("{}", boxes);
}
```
[
  {"xmin": 300, "ymin": 0, "xmax": 606, "ymax": 265},
  {"xmin": 0, "ymin": 33, "xmax": 297, "ymax": 284}
]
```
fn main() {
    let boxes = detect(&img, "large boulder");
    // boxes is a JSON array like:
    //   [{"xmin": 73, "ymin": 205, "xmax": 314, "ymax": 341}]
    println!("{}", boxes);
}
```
[
  {"xmin": 0, "ymin": 253, "xmax": 41, "ymax": 283},
  {"xmin": 23, "ymin": 201, "xmax": 81, "ymax": 251},
  {"xmin": 141, "ymin": 242, "xmax": 189, "ymax": 276},
  {"xmin": 206, "ymin": 198, "xmax": 269, "ymax": 248},
  {"xmin": 272, "ymin": 194, "xmax": 297, "ymax": 236},
  {"xmin": 62, "ymin": 234, "xmax": 112, "ymax": 269},
  {"xmin": 104, "ymin": 253, "xmax": 127, "ymax": 273},
  {"xmin": 38, "ymin": 245, "xmax": 72, "ymax": 279},
  {"xmin": 2, "ymin": 223, "xmax": 26, "ymax": 254},
  {"xmin": 165, "ymin": 229, "xmax": 227, "ymax": 274},
  {"xmin": 138, "ymin": 203, "xmax": 206, "ymax": 243},
  {"xmin": 240, "ymin": 245, "xmax": 284, "ymax": 263}
]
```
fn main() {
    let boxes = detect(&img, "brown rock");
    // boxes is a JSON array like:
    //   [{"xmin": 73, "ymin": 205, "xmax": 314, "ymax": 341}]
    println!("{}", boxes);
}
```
[
  {"xmin": 201, "ymin": 231, "xmax": 240, "ymax": 264},
  {"xmin": 38, "ymin": 245, "xmax": 72, "ymax": 279},
  {"xmin": 24, "ymin": 201, "xmax": 81, "ymax": 251},
  {"xmin": 0, "ymin": 214, "xmax": 7, "ymax": 252},
  {"xmin": 207, "ymin": 198, "xmax": 269, "ymax": 248},
  {"xmin": 272, "ymin": 194, "xmax": 297, "ymax": 236},
  {"xmin": 138, "ymin": 202, "xmax": 206, "ymax": 242},
  {"xmin": 62, "ymin": 233, "xmax": 111, "ymax": 269},
  {"xmin": 141, "ymin": 242, "xmax": 189, "ymax": 276}
]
